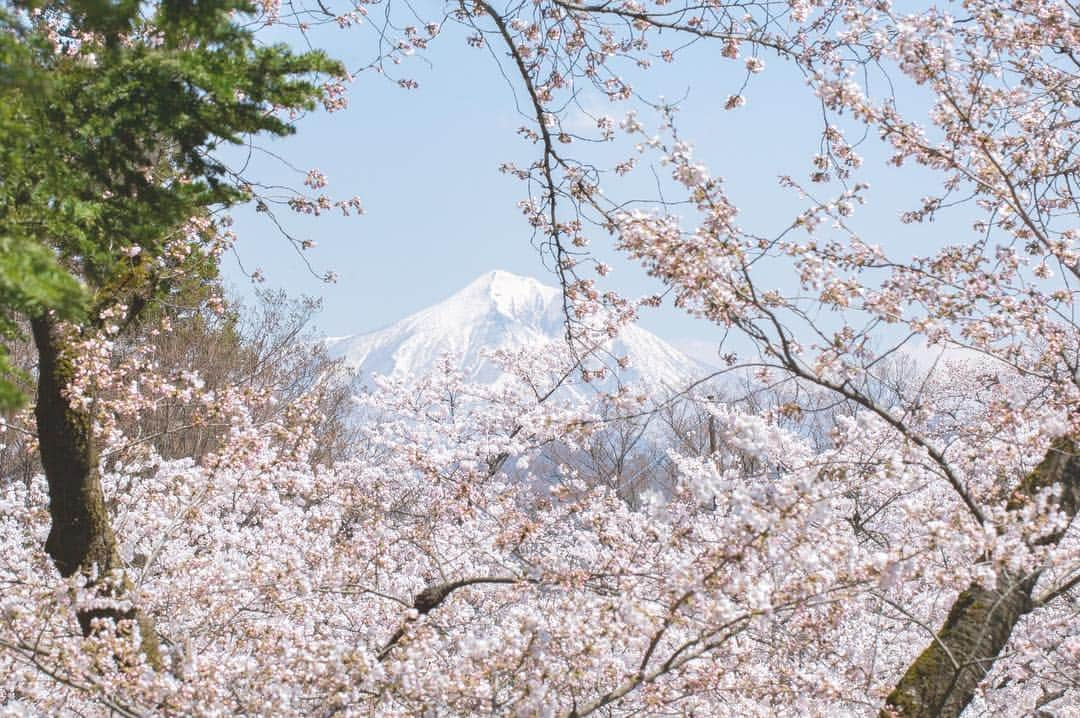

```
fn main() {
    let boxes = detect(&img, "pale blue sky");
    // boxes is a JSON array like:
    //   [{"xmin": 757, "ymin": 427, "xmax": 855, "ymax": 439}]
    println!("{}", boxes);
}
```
[{"xmin": 222, "ymin": 17, "xmax": 965, "ymax": 362}]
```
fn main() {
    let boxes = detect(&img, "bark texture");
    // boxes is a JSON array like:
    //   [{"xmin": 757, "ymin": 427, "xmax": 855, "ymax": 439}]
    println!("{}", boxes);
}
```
[
  {"xmin": 883, "ymin": 440, "xmax": 1079, "ymax": 718},
  {"xmin": 31, "ymin": 314, "xmax": 162, "ymax": 668}
]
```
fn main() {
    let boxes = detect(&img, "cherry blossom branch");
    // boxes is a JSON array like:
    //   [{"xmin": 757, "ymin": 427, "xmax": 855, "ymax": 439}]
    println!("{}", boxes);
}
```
[
  {"xmin": 565, "ymin": 586, "xmax": 867, "ymax": 718},
  {"xmin": 759, "ymin": 334, "xmax": 988, "ymax": 525},
  {"xmin": 0, "ymin": 638, "xmax": 144, "ymax": 718},
  {"xmin": 873, "ymin": 592, "xmax": 962, "ymax": 671},
  {"xmin": 376, "ymin": 576, "xmax": 524, "ymax": 661},
  {"xmin": 551, "ymin": 0, "xmax": 795, "ymax": 57},
  {"xmin": 1034, "ymin": 570, "xmax": 1080, "ymax": 608}
]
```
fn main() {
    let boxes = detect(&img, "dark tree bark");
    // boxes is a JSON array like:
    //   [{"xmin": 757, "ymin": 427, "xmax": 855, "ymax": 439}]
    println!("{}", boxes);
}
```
[
  {"xmin": 883, "ymin": 440, "xmax": 1079, "ymax": 717},
  {"xmin": 31, "ymin": 314, "xmax": 162, "ymax": 668}
]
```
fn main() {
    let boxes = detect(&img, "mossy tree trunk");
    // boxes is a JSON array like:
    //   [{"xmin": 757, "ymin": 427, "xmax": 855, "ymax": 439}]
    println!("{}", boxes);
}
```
[
  {"xmin": 883, "ymin": 440, "xmax": 1079, "ymax": 717},
  {"xmin": 31, "ymin": 314, "xmax": 162, "ymax": 668}
]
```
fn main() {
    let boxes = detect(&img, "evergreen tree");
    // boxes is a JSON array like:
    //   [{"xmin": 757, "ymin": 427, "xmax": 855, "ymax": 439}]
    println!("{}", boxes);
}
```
[{"xmin": 0, "ymin": 0, "xmax": 341, "ymax": 661}]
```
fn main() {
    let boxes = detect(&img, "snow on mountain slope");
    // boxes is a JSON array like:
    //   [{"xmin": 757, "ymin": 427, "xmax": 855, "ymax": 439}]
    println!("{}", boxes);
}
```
[{"xmin": 325, "ymin": 270, "xmax": 711, "ymax": 391}]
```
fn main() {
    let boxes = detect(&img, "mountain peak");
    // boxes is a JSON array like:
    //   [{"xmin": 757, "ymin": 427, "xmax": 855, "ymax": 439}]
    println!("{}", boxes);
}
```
[
  {"xmin": 327, "ymin": 270, "xmax": 707, "ymax": 390},
  {"xmin": 468, "ymin": 269, "xmax": 543, "ymax": 289},
  {"xmin": 455, "ymin": 268, "xmax": 557, "ymax": 310},
  {"xmin": 455, "ymin": 270, "xmax": 559, "ymax": 318}
]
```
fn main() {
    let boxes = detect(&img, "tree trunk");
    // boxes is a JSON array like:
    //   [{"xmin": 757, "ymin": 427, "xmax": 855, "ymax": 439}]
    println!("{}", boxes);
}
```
[
  {"xmin": 31, "ymin": 314, "xmax": 162, "ymax": 669},
  {"xmin": 882, "ymin": 574, "xmax": 1035, "ymax": 717},
  {"xmin": 883, "ymin": 440, "xmax": 1079, "ymax": 717}
]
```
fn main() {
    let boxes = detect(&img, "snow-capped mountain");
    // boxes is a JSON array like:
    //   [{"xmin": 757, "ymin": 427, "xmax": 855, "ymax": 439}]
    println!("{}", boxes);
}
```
[{"xmin": 325, "ymin": 270, "xmax": 710, "ymax": 391}]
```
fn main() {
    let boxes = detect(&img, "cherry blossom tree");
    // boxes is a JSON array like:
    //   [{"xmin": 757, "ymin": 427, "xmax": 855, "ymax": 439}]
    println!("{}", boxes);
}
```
[
  {"xmin": 392, "ymin": 1, "xmax": 1079, "ymax": 714},
  {"xmin": 587, "ymin": 2, "xmax": 1080, "ymax": 713}
]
